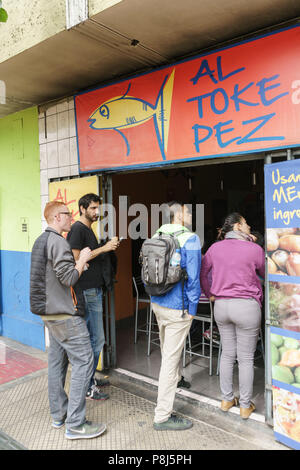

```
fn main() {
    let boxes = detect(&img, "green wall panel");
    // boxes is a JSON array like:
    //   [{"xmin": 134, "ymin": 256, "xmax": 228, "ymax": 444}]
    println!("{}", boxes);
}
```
[{"xmin": 0, "ymin": 106, "xmax": 41, "ymax": 252}]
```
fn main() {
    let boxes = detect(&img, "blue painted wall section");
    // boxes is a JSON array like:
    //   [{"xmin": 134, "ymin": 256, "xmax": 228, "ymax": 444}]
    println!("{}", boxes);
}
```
[{"xmin": 0, "ymin": 250, "xmax": 45, "ymax": 350}]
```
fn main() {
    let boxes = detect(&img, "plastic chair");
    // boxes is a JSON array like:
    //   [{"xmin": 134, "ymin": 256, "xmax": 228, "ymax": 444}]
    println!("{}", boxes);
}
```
[
  {"xmin": 132, "ymin": 276, "xmax": 152, "ymax": 344},
  {"xmin": 183, "ymin": 295, "xmax": 218, "ymax": 376},
  {"xmin": 216, "ymin": 327, "xmax": 265, "ymax": 375}
]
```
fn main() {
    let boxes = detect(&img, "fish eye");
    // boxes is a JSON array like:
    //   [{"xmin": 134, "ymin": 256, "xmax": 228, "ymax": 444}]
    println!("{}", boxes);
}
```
[{"xmin": 99, "ymin": 105, "xmax": 109, "ymax": 119}]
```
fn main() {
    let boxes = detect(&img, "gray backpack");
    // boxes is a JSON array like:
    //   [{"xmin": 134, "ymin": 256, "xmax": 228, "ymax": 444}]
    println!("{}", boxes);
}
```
[{"xmin": 140, "ymin": 230, "xmax": 188, "ymax": 297}]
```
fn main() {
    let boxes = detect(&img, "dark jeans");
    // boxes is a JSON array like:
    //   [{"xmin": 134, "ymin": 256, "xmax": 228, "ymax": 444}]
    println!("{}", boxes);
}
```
[{"xmin": 83, "ymin": 288, "xmax": 105, "ymax": 388}]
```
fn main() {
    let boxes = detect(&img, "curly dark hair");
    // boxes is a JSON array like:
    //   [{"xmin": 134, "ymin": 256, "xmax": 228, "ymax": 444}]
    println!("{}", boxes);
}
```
[{"xmin": 78, "ymin": 193, "xmax": 101, "ymax": 215}]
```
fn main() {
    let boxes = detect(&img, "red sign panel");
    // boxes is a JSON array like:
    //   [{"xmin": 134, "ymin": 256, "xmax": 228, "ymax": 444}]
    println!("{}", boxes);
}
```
[{"xmin": 75, "ymin": 26, "xmax": 300, "ymax": 172}]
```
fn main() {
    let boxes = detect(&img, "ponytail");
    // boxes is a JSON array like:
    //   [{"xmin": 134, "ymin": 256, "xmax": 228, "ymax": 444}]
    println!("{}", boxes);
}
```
[{"xmin": 217, "ymin": 212, "xmax": 243, "ymax": 240}]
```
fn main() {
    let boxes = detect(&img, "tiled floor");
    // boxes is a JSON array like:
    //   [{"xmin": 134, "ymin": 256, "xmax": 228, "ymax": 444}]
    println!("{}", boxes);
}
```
[
  {"xmin": 0, "ymin": 344, "xmax": 47, "ymax": 385},
  {"xmin": 0, "ymin": 370, "xmax": 283, "ymax": 450},
  {"xmin": 0, "ymin": 335, "xmax": 283, "ymax": 450},
  {"xmin": 116, "ymin": 313, "xmax": 266, "ymax": 416}
]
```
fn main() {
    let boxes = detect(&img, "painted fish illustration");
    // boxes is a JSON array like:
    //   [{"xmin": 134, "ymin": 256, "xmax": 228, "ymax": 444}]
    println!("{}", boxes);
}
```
[{"xmin": 88, "ymin": 69, "xmax": 175, "ymax": 160}]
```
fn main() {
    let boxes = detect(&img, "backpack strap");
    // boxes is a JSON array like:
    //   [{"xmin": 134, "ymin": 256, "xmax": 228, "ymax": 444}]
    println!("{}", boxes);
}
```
[
  {"xmin": 180, "ymin": 268, "xmax": 188, "ymax": 318},
  {"xmin": 157, "ymin": 229, "xmax": 185, "ymax": 249},
  {"xmin": 173, "ymin": 230, "xmax": 189, "ymax": 317},
  {"xmin": 173, "ymin": 229, "xmax": 188, "ymax": 237}
]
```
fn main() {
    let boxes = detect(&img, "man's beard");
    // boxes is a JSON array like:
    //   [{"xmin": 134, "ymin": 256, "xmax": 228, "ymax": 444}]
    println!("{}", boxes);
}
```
[{"xmin": 86, "ymin": 213, "xmax": 99, "ymax": 223}]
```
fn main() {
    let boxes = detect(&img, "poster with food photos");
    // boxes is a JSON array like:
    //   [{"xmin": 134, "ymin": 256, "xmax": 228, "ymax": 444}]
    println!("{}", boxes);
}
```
[{"xmin": 265, "ymin": 159, "xmax": 300, "ymax": 449}]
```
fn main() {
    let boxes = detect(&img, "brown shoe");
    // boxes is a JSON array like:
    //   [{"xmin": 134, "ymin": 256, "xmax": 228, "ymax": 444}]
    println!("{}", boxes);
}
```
[
  {"xmin": 240, "ymin": 402, "xmax": 256, "ymax": 419},
  {"xmin": 221, "ymin": 397, "xmax": 239, "ymax": 412}
]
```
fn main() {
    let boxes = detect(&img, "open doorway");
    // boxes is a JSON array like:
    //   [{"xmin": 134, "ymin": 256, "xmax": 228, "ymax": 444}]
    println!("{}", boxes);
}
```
[{"xmin": 111, "ymin": 156, "xmax": 266, "ymax": 413}]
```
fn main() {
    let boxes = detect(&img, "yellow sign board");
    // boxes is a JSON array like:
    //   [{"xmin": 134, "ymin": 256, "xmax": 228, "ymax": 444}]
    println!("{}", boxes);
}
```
[{"xmin": 49, "ymin": 175, "xmax": 99, "ymax": 223}]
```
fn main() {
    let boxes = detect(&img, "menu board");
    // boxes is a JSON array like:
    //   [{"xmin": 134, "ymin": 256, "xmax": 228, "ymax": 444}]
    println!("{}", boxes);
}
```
[{"xmin": 265, "ymin": 159, "xmax": 300, "ymax": 449}]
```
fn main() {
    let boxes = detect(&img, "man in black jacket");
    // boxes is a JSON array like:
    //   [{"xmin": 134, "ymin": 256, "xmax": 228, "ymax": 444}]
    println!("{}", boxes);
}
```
[
  {"xmin": 67, "ymin": 193, "xmax": 119, "ymax": 400},
  {"xmin": 30, "ymin": 201, "xmax": 106, "ymax": 440}
]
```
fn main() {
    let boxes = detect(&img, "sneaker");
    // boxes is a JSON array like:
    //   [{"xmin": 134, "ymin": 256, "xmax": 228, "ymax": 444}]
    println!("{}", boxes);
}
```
[
  {"xmin": 65, "ymin": 421, "xmax": 106, "ymax": 440},
  {"xmin": 52, "ymin": 417, "xmax": 66, "ymax": 429},
  {"xmin": 86, "ymin": 384, "xmax": 109, "ymax": 400},
  {"xmin": 154, "ymin": 414, "xmax": 193, "ymax": 431},
  {"xmin": 177, "ymin": 376, "xmax": 191, "ymax": 389},
  {"xmin": 94, "ymin": 377, "xmax": 110, "ymax": 387}
]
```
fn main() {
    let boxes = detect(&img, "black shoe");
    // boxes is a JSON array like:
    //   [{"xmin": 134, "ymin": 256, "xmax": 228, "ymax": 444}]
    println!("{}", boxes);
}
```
[
  {"xmin": 94, "ymin": 377, "xmax": 110, "ymax": 387},
  {"xmin": 86, "ymin": 385, "xmax": 109, "ymax": 400},
  {"xmin": 177, "ymin": 376, "xmax": 191, "ymax": 389}
]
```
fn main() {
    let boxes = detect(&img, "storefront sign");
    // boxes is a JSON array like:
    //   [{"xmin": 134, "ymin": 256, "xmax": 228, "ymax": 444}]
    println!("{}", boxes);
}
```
[
  {"xmin": 265, "ymin": 159, "xmax": 300, "ymax": 450},
  {"xmin": 75, "ymin": 26, "xmax": 300, "ymax": 172}
]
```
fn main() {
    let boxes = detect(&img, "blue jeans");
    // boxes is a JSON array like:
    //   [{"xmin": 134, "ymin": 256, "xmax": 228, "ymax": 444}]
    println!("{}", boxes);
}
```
[
  {"xmin": 83, "ymin": 288, "xmax": 105, "ymax": 388},
  {"xmin": 45, "ymin": 316, "xmax": 93, "ymax": 428}
]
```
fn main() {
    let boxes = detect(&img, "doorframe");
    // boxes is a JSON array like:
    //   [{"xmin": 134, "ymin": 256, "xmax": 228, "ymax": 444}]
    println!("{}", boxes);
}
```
[
  {"xmin": 101, "ymin": 173, "xmax": 117, "ymax": 369},
  {"xmin": 263, "ymin": 147, "xmax": 298, "ymax": 425},
  {"xmin": 106, "ymin": 148, "xmax": 300, "ymax": 423}
]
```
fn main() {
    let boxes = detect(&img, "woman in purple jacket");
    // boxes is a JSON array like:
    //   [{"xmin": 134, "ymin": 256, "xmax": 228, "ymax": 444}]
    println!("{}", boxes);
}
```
[{"xmin": 200, "ymin": 213, "xmax": 265, "ymax": 420}]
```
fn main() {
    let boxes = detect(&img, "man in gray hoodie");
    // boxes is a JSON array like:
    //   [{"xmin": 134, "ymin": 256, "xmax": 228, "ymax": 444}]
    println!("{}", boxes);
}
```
[{"xmin": 30, "ymin": 201, "xmax": 106, "ymax": 440}]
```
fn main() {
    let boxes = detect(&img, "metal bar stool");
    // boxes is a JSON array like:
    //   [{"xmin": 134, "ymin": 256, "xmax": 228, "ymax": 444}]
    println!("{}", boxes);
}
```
[
  {"xmin": 183, "ymin": 295, "xmax": 218, "ymax": 376},
  {"xmin": 132, "ymin": 276, "xmax": 152, "ymax": 343},
  {"xmin": 147, "ymin": 307, "xmax": 160, "ymax": 356}
]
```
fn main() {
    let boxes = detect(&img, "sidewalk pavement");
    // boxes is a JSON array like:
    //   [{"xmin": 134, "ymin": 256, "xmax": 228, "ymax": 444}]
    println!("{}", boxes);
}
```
[{"xmin": 0, "ymin": 336, "xmax": 287, "ymax": 451}]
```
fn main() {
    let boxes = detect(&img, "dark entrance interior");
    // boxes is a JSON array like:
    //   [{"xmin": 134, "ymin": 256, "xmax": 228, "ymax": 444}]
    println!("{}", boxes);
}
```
[{"xmin": 111, "ymin": 157, "xmax": 266, "ymax": 414}]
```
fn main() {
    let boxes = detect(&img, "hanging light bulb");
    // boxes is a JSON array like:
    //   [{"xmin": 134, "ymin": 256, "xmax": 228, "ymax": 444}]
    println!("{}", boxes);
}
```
[
  {"xmin": 219, "ymin": 165, "xmax": 224, "ymax": 191},
  {"xmin": 252, "ymin": 162, "xmax": 257, "ymax": 186}
]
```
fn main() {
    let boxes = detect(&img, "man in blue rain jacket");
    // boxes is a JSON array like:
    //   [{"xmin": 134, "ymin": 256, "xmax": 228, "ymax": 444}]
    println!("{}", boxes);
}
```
[{"xmin": 151, "ymin": 201, "xmax": 201, "ymax": 431}]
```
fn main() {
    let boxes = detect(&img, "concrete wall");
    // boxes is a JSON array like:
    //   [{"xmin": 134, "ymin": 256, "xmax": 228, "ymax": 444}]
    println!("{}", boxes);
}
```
[
  {"xmin": 0, "ymin": 106, "xmax": 45, "ymax": 349},
  {"xmin": 0, "ymin": 0, "xmax": 66, "ymax": 63},
  {"xmin": 0, "ymin": 0, "xmax": 123, "ymax": 64}
]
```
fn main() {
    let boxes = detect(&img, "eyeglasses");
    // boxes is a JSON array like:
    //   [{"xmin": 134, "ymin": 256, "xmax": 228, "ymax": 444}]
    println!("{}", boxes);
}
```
[{"xmin": 57, "ymin": 212, "xmax": 72, "ymax": 217}]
